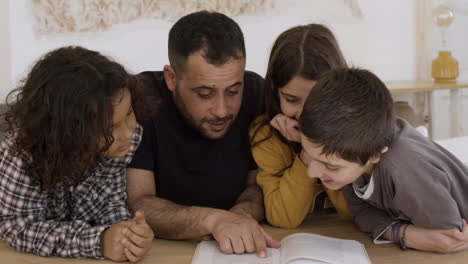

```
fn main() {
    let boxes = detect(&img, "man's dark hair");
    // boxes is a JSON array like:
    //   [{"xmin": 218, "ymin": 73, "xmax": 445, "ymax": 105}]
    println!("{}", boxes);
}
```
[
  {"xmin": 299, "ymin": 68, "xmax": 396, "ymax": 165},
  {"xmin": 168, "ymin": 10, "xmax": 246, "ymax": 74},
  {"xmin": 4, "ymin": 46, "xmax": 155, "ymax": 191}
]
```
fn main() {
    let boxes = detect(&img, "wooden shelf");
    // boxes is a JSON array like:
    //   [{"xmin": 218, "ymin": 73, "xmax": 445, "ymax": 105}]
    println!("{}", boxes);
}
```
[{"xmin": 386, "ymin": 80, "xmax": 468, "ymax": 93}]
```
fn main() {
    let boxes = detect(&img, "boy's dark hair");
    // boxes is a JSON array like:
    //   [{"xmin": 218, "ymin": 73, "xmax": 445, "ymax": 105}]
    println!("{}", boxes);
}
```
[
  {"xmin": 4, "ymin": 46, "xmax": 155, "ymax": 191},
  {"xmin": 299, "ymin": 68, "xmax": 396, "ymax": 165},
  {"xmin": 168, "ymin": 10, "xmax": 245, "ymax": 74}
]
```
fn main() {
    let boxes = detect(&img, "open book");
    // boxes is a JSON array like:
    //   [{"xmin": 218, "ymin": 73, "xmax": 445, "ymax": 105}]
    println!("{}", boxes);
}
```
[{"xmin": 191, "ymin": 233, "xmax": 371, "ymax": 264}]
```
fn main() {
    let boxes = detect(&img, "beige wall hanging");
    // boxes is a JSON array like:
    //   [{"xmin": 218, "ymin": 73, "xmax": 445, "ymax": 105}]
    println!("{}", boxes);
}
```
[{"xmin": 33, "ymin": 0, "xmax": 277, "ymax": 33}]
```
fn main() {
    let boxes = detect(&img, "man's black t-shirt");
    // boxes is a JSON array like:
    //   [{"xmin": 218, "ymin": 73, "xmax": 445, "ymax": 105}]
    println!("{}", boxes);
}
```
[{"xmin": 128, "ymin": 71, "xmax": 262, "ymax": 210}]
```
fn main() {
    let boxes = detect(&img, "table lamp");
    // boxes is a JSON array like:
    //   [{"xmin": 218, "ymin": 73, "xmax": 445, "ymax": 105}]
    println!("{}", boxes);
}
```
[{"xmin": 432, "ymin": 5, "xmax": 459, "ymax": 83}]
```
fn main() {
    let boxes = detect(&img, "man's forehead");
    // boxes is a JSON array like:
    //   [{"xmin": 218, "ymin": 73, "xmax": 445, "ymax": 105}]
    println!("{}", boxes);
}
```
[
  {"xmin": 190, "ymin": 80, "xmax": 243, "ymax": 91},
  {"xmin": 180, "ymin": 58, "xmax": 245, "ymax": 86},
  {"xmin": 185, "ymin": 55, "xmax": 245, "ymax": 69}
]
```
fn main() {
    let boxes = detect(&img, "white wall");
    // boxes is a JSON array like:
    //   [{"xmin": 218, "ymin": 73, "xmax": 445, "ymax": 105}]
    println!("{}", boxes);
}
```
[
  {"xmin": 7, "ymin": 0, "xmax": 416, "ymax": 90},
  {"xmin": 430, "ymin": 0, "xmax": 468, "ymax": 139},
  {"xmin": 9, "ymin": 0, "xmax": 468, "ymax": 138},
  {"xmin": 0, "ymin": 0, "xmax": 11, "ymax": 100}
]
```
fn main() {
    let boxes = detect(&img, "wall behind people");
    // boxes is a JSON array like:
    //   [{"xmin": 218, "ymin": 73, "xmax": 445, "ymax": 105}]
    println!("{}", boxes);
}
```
[
  {"xmin": 430, "ymin": 0, "xmax": 468, "ymax": 138},
  {"xmin": 0, "ymin": 0, "xmax": 11, "ymax": 97},
  {"xmin": 4, "ymin": 0, "xmax": 467, "ymax": 138},
  {"xmin": 6, "ymin": 0, "xmax": 416, "ymax": 94}
]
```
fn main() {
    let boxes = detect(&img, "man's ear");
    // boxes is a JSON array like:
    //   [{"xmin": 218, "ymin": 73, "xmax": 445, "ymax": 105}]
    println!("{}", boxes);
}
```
[
  {"xmin": 163, "ymin": 65, "xmax": 177, "ymax": 93},
  {"xmin": 369, "ymin": 146, "xmax": 389, "ymax": 164}
]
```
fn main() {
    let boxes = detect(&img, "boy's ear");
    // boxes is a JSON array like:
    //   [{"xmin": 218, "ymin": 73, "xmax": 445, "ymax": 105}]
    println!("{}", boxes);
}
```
[
  {"xmin": 163, "ymin": 65, "xmax": 177, "ymax": 93},
  {"xmin": 369, "ymin": 146, "xmax": 389, "ymax": 164}
]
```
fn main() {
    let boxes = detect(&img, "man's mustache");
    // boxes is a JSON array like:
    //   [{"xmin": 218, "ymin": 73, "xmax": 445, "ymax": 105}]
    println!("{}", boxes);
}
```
[{"xmin": 202, "ymin": 115, "xmax": 234, "ymax": 123}]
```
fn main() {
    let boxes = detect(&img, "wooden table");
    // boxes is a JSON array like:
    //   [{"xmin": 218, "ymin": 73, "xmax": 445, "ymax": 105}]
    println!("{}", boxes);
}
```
[
  {"xmin": 2, "ymin": 213, "xmax": 468, "ymax": 264},
  {"xmin": 386, "ymin": 81, "xmax": 468, "ymax": 138}
]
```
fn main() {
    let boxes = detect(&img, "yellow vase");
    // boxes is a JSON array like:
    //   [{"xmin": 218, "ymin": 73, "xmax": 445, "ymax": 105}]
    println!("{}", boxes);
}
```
[{"xmin": 432, "ymin": 50, "xmax": 459, "ymax": 83}]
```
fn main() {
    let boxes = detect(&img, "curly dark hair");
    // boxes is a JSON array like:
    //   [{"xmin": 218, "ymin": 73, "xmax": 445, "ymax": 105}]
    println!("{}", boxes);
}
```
[{"xmin": 4, "ymin": 46, "xmax": 155, "ymax": 191}]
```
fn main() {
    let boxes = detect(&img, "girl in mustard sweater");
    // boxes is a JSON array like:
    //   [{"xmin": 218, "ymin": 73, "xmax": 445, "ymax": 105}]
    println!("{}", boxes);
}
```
[{"xmin": 249, "ymin": 24, "xmax": 350, "ymax": 228}]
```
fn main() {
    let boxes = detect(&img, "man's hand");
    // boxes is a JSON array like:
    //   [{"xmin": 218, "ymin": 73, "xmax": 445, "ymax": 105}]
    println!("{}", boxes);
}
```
[
  {"xmin": 101, "ymin": 221, "xmax": 130, "ymax": 261},
  {"xmin": 121, "ymin": 211, "xmax": 155, "ymax": 263},
  {"xmin": 405, "ymin": 219, "xmax": 468, "ymax": 253},
  {"xmin": 206, "ymin": 211, "xmax": 280, "ymax": 258},
  {"xmin": 270, "ymin": 114, "xmax": 300, "ymax": 143}
]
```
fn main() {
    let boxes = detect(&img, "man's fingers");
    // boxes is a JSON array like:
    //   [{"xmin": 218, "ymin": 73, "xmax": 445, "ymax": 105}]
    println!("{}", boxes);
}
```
[
  {"xmin": 266, "ymin": 235, "xmax": 281, "ymax": 249},
  {"xmin": 262, "ymin": 228, "xmax": 281, "ymax": 249},
  {"xmin": 230, "ymin": 236, "xmax": 246, "ymax": 254},
  {"xmin": 217, "ymin": 236, "xmax": 234, "ymax": 254},
  {"xmin": 241, "ymin": 232, "xmax": 257, "ymax": 253},
  {"xmin": 201, "ymin": 234, "xmax": 214, "ymax": 241},
  {"xmin": 252, "ymin": 228, "xmax": 268, "ymax": 258}
]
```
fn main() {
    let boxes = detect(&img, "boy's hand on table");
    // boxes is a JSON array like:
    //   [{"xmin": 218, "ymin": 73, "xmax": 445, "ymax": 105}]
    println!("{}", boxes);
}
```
[
  {"xmin": 406, "ymin": 219, "xmax": 468, "ymax": 253},
  {"xmin": 121, "ymin": 211, "xmax": 155, "ymax": 263},
  {"xmin": 101, "ymin": 221, "xmax": 131, "ymax": 261}
]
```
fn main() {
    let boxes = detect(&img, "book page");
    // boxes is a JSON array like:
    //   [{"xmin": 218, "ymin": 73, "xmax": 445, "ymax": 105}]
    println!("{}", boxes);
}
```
[
  {"xmin": 192, "ymin": 240, "xmax": 281, "ymax": 264},
  {"xmin": 280, "ymin": 233, "xmax": 371, "ymax": 264}
]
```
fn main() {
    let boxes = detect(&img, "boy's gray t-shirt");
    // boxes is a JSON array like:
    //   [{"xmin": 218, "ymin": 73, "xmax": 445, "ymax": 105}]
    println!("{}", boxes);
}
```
[{"xmin": 343, "ymin": 118, "xmax": 468, "ymax": 239}]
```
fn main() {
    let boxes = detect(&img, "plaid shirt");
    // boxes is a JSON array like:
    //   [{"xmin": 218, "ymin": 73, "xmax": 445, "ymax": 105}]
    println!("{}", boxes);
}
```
[{"xmin": 0, "ymin": 124, "xmax": 142, "ymax": 259}]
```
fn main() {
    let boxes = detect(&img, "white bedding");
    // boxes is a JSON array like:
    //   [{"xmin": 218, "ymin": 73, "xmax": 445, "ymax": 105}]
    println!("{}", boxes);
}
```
[{"xmin": 435, "ymin": 136, "xmax": 468, "ymax": 165}]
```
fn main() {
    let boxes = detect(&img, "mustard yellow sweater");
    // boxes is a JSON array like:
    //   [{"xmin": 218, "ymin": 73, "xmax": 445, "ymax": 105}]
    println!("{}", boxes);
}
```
[{"xmin": 249, "ymin": 116, "xmax": 351, "ymax": 228}]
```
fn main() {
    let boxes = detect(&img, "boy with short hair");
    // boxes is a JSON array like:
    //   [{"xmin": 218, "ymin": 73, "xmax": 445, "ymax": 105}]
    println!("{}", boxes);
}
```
[{"xmin": 298, "ymin": 68, "xmax": 468, "ymax": 253}]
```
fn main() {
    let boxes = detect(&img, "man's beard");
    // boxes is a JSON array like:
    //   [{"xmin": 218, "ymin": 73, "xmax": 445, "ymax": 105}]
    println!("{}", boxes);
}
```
[{"xmin": 172, "ymin": 90, "xmax": 235, "ymax": 140}]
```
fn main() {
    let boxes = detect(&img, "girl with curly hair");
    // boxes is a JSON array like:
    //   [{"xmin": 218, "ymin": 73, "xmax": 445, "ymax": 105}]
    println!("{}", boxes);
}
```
[{"xmin": 0, "ymin": 46, "xmax": 154, "ymax": 262}]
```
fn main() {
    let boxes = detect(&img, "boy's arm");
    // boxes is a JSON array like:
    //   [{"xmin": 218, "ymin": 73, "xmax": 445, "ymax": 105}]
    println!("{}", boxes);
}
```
[
  {"xmin": 95, "ymin": 124, "xmax": 143, "ymax": 225},
  {"xmin": 0, "ymin": 164, "xmax": 108, "ymax": 258},
  {"xmin": 93, "ymin": 167, "xmax": 132, "ymax": 226},
  {"xmin": 341, "ymin": 184, "xmax": 395, "ymax": 242},
  {"xmin": 402, "ymin": 222, "xmax": 468, "ymax": 253},
  {"xmin": 344, "ymin": 183, "xmax": 468, "ymax": 253},
  {"xmin": 392, "ymin": 159, "xmax": 461, "ymax": 230},
  {"xmin": 0, "ymin": 216, "xmax": 110, "ymax": 258},
  {"xmin": 344, "ymin": 158, "xmax": 468, "ymax": 253}
]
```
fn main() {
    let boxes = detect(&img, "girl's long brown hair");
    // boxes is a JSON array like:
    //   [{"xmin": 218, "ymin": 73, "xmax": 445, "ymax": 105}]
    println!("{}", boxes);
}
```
[
  {"xmin": 251, "ymin": 24, "xmax": 348, "ymax": 176},
  {"xmin": 4, "ymin": 46, "xmax": 156, "ymax": 191},
  {"xmin": 252, "ymin": 24, "xmax": 348, "ymax": 147}
]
